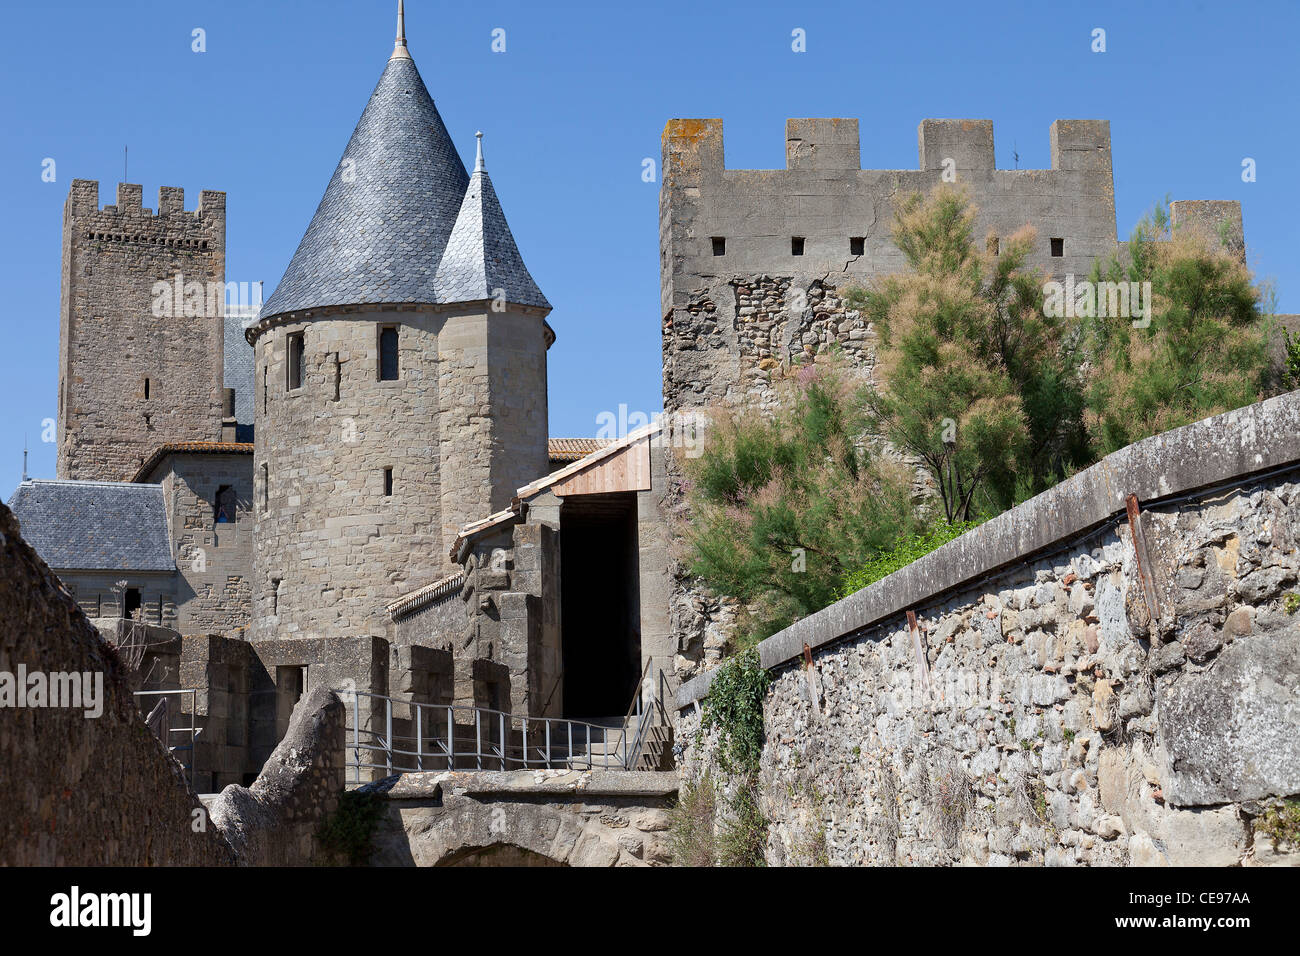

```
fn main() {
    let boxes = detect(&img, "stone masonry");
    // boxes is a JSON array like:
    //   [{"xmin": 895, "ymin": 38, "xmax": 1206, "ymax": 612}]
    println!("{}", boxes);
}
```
[
  {"xmin": 674, "ymin": 395, "xmax": 1300, "ymax": 867},
  {"xmin": 59, "ymin": 180, "xmax": 226, "ymax": 481}
]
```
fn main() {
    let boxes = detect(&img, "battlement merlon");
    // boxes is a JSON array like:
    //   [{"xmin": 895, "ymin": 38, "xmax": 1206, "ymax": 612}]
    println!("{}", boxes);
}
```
[
  {"xmin": 65, "ymin": 179, "xmax": 226, "ymax": 220},
  {"xmin": 661, "ymin": 117, "xmax": 1115, "ymax": 177}
]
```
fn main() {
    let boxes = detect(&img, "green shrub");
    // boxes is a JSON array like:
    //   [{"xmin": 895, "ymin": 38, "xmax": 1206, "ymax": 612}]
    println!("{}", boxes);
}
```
[
  {"xmin": 839, "ymin": 520, "xmax": 980, "ymax": 599},
  {"xmin": 701, "ymin": 649, "xmax": 771, "ymax": 775}
]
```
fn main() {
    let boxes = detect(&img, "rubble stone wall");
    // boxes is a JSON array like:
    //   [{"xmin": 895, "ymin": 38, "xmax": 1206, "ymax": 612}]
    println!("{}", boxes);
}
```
[{"xmin": 674, "ymin": 394, "xmax": 1300, "ymax": 867}]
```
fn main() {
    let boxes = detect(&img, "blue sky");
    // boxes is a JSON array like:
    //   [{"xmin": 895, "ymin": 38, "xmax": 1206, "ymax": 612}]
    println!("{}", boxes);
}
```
[{"xmin": 1, "ymin": 0, "xmax": 1296, "ymax": 499}]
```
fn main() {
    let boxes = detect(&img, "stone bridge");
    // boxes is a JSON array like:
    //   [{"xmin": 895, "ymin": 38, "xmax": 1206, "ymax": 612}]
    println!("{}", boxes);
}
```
[{"xmin": 363, "ymin": 770, "xmax": 679, "ymax": 866}]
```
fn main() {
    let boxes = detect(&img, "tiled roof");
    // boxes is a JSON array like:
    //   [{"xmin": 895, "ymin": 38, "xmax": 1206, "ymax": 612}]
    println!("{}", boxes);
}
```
[
  {"xmin": 386, "ymin": 570, "xmax": 466, "ymax": 621},
  {"xmin": 132, "ymin": 442, "xmax": 253, "ymax": 483},
  {"xmin": 7, "ymin": 480, "xmax": 175, "ymax": 572},
  {"xmin": 548, "ymin": 437, "xmax": 612, "ymax": 462},
  {"xmin": 433, "ymin": 139, "xmax": 550, "ymax": 310},
  {"xmin": 452, "ymin": 422, "xmax": 663, "ymax": 559},
  {"xmin": 260, "ymin": 54, "xmax": 469, "ymax": 319}
]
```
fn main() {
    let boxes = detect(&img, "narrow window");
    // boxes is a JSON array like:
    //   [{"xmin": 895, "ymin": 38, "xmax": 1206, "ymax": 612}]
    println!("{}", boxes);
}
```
[
  {"xmin": 262, "ymin": 367, "xmax": 268, "ymax": 414},
  {"xmin": 271, "ymin": 578, "xmax": 281, "ymax": 615},
  {"xmin": 383, "ymin": 467, "xmax": 394, "ymax": 497},
  {"xmin": 331, "ymin": 353, "xmax": 341, "ymax": 401},
  {"xmin": 261, "ymin": 463, "xmax": 269, "ymax": 511},
  {"xmin": 711, "ymin": 237, "xmax": 726, "ymax": 256},
  {"xmin": 791, "ymin": 237, "xmax": 805, "ymax": 256},
  {"xmin": 287, "ymin": 331, "xmax": 304, "ymax": 391},
  {"xmin": 156, "ymin": 595, "xmax": 165, "ymax": 625},
  {"xmin": 124, "ymin": 587, "xmax": 142, "ymax": 620},
  {"xmin": 987, "ymin": 235, "xmax": 1000, "ymax": 256},
  {"xmin": 143, "ymin": 377, "xmax": 150, "ymax": 401},
  {"xmin": 214, "ymin": 484, "xmax": 235, "ymax": 524},
  {"xmin": 379, "ymin": 326, "xmax": 399, "ymax": 381},
  {"xmin": 849, "ymin": 237, "xmax": 865, "ymax": 256},
  {"xmin": 1050, "ymin": 237, "xmax": 1064, "ymax": 257}
]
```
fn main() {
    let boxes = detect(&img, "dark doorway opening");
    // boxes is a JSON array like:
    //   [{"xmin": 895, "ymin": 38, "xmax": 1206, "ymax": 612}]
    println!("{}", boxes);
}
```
[
  {"xmin": 560, "ymin": 493, "xmax": 641, "ymax": 719},
  {"xmin": 124, "ymin": 587, "xmax": 142, "ymax": 620}
]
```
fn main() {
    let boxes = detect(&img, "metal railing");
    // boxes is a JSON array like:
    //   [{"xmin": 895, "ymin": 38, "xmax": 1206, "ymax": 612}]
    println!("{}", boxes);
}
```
[
  {"xmin": 135, "ymin": 688, "xmax": 199, "ymax": 791},
  {"xmin": 340, "ymin": 691, "xmax": 642, "ymax": 788},
  {"xmin": 623, "ymin": 660, "xmax": 670, "ymax": 771}
]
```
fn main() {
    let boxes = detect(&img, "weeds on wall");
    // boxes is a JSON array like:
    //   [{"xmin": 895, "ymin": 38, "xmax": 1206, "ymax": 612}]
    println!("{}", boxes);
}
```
[
  {"xmin": 1256, "ymin": 798, "xmax": 1300, "ymax": 850},
  {"xmin": 669, "ymin": 651, "xmax": 772, "ymax": 866},
  {"xmin": 668, "ymin": 774, "xmax": 718, "ymax": 867},
  {"xmin": 701, "ymin": 649, "xmax": 771, "ymax": 776},
  {"xmin": 318, "ymin": 790, "xmax": 384, "ymax": 866}
]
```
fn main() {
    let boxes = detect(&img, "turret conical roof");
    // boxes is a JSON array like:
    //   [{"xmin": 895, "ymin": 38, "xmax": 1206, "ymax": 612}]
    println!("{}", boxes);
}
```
[
  {"xmin": 261, "ymin": 53, "xmax": 469, "ymax": 318},
  {"xmin": 434, "ymin": 133, "xmax": 550, "ymax": 310}
]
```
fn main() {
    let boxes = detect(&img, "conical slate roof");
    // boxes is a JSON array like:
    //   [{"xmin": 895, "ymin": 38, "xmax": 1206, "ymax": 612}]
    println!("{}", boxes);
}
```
[
  {"xmin": 261, "ymin": 54, "xmax": 470, "ymax": 318},
  {"xmin": 435, "ymin": 135, "xmax": 551, "ymax": 310}
]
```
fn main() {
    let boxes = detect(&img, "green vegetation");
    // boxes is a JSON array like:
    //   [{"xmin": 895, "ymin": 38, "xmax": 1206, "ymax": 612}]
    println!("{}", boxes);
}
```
[
  {"xmin": 684, "ymin": 365, "xmax": 918, "ymax": 647},
  {"xmin": 846, "ymin": 186, "xmax": 1092, "ymax": 523},
  {"xmin": 701, "ymin": 649, "xmax": 770, "ymax": 775},
  {"xmin": 1257, "ymin": 799, "xmax": 1300, "ymax": 850},
  {"xmin": 838, "ymin": 520, "xmax": 980, "ymax": 599},
  {"xmin": 1084, "ymin": 200, "xmax": 1272, "ymax": 455},
  {"xmin": 667, "ymin": 774, "xmax": 718, "ymax": 867},
  {"xmin": 318, "ymin": 790, "xmax": 385, "ymax": 866},
  {"xmin": 1284, "ymin": 592, "xmax": 1300, "ymax": 615}
]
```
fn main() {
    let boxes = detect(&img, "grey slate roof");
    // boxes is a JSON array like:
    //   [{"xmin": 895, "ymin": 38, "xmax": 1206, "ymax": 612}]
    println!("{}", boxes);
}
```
[
  {"xmin": 7, "ymin": 480, "xmax": 175, "ymax": 572},
  {"xmin": 434, "ymin": 160, "xmax": 550, "ymax": 309},
  {"xmin": 224, "ymin": 309, "xmax": 255, "ymax": 429},
  {"xmin": 261, "ymin": 55, "xmax": 470, "ymax": 318}
]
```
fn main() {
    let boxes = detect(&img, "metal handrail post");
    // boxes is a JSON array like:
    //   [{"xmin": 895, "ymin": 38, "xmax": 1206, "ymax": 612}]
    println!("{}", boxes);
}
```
[
  {"xmin": 446, "ymin": 707, "xmax": 454, "ymax": 771},
  {"xmin": 499, "ymin": 712, "xmax": 506, "ymax": 770},
  {"xmin": 415, "ymin": 701, "xmax": 423, "ymax": 772},
  {"xmin": 475, "ymin": 709, "xmax": 482, "ymax": 770},
  {"xmin": 352, "ymin": 693, "xmax": 360, "ymax": 788},
  {"xmin": 385, "ymin": 697, "xmax": 393, "ymax": 777},
  {"xmin": 545, "ymin": 719, "xmax": 551, "ymax": 767}
]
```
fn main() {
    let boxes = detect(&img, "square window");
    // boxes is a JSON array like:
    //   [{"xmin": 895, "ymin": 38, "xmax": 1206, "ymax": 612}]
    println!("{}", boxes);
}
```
[
  {"xmin": 791, "ymin": 237, "xmax": 805, "ymax": 256},
  {"xmin": 711, "ymin": 237, "xmax": 726, "ymax": 256},
  {"xmin": 1050, "ymin": 237, "xmax": 1064, "ymax": 257},
  {"xmin": 849, "ymin": 237, "xmax": 865, "ymax": 256}
]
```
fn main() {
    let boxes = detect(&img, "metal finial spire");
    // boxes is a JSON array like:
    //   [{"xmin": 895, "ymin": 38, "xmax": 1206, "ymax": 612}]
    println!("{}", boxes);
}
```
[
  {"xmin": 21, "ymin": 435, "xmax": 28, "ymax": 483},
  {"xmin": 475, "ymin": 131, "xmax": 485, "ymax": 172},
  {"xmin": 391, "ymin": 0, "xmax": 412, "ymax": 59}
]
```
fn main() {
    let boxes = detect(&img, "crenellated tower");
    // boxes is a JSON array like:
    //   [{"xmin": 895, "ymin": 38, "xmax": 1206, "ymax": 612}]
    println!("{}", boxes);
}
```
[{"xmin": 58, "ymin": 180, "xmax": 226, "ymax": 481}]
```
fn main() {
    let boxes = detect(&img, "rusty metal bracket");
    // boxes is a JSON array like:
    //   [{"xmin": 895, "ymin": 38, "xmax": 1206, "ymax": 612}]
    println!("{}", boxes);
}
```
[
  {"xmin": 1125, "ymin": 493, "xmax": 1161, "ymax": 621},
  {"xmin": 906, "ymin": 610, "xmax": 932, "ymax": 701}
]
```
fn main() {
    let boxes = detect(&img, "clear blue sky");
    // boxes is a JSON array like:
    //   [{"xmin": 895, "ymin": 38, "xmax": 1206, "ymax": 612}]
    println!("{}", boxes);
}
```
[{"xmin": 2, "ymin": 0, "xmax": 1296, "ymax": 499}]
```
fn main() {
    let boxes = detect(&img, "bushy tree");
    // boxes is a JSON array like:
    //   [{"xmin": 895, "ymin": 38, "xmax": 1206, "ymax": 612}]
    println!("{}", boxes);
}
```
[
  {"xmin": 684, "ymin": 363, "xmax": 918, "ymax": 647},
  {"xmin": 1083, "ymin": 202, "xmax": 1272, "ymax": 454},
  {"xmin": 846, "ymin": 187, "xmax": 1090, "ymax": 523}
]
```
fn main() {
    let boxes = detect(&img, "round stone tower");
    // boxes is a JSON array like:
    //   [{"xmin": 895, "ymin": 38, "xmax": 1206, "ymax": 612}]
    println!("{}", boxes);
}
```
[{"xmin": 246, "ymin": 4, "xmax": 552, "ymax": 639}]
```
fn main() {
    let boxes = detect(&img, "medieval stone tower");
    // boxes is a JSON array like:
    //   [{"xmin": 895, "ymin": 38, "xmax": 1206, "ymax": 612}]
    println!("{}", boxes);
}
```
[
  {"xmin": 57, "ymin": 179, "xmax": 227, "ymax": 480},
  {"xmin": 245, "ymin": 4, "xmax": 552, "ymax": 640}
]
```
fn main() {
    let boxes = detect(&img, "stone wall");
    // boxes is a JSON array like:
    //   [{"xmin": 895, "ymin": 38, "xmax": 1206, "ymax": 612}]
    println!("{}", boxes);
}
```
[
  {"xmin": 0, "ymin": 501, "xmax": 235, "ymax": 865},
  {"xmin": 366, "ymin": 769, "xmax": 678, "ymax": 866},
  {"xmin": 674, "ymin": 394, "xmax": 1300, "ymax": 866},
  {"xmin": 147, "ymin": 451, "xmax": 254, "ymax": 634},
  {"xmin": 207, "ymin": 684, "xmax": 347, "ymax": 866},
  {"xmin": 58, "ymin": 180, "xmax": 226, "ymax": 481},
  {"xmin": 61, "ymin": 569, "xmax": 177, "ymax": 627}
]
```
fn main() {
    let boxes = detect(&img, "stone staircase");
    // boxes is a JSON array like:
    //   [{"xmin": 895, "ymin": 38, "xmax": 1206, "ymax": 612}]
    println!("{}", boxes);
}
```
[{"xmin": 563, "ymin": 711, "xmax": 673, "ymax": 771}]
